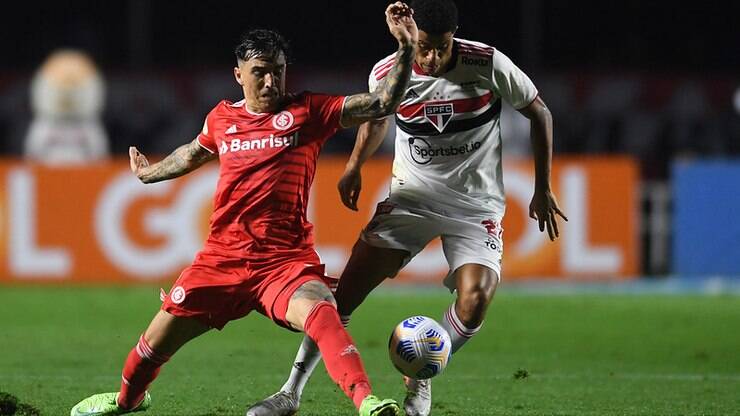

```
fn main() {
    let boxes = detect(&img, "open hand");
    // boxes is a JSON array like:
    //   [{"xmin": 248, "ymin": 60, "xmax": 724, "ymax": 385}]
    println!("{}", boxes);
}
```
[{"xmin": 529, "ymin": 189, "xmax": 568, "ymax": 241}]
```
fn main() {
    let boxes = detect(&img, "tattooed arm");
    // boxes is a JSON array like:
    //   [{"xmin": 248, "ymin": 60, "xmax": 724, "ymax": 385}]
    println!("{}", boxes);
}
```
[
  {"xmin": 340, "ymin": 2, "xmax": 418, "ymax": 127},
  {"xmin": 129, "ymin": 139, "xmax": 216, "ymax": 184}
]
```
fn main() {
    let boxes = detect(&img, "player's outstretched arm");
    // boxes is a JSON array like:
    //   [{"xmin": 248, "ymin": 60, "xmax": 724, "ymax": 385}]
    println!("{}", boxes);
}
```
[
  {"xmin": 340, "ymin": 2, "xmax": 417, "ymax": 127},
  {"xmin": 129, "ymin": 139, "xmax": 216, "ymax": 184},
  {"xmin": 338, "ymin": 118, "xmax": 391, "ymax": 210},
  {"xmin": 519, "ymin": 96, "xmax": 568, "ymax": 241}
]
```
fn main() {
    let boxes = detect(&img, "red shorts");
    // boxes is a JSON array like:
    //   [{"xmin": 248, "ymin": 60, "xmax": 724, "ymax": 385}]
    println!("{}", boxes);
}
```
[{"xmin": 161, "ymin": 247, "xmax": 336, "ymax": 330}]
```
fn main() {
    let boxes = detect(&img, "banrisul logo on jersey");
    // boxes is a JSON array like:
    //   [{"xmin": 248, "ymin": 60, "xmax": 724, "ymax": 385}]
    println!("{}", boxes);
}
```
[
  {"xmin": 408, "ymin": 137, "xmax": 482, "ymax": 164},
  {"xmin": 424, "ymin": 103, "xmax": 454, "ymax": 133},
  {"xmin": 219, "ymin": 133, "xmax": 298, "ymax": 155}
]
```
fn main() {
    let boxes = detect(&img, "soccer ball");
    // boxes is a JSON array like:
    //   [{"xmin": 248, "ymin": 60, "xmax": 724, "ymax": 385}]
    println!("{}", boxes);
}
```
[{"xmin": 388, "ymin": 316, "xmax": 452, "ymax": 379}]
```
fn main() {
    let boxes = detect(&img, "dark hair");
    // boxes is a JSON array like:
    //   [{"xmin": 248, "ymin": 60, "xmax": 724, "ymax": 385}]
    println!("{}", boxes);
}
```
[
  {"xmin": 409, "ymin": 0, "xmax": 458, "ymax": 34},
  {"xmin": 234, "ymin": 29, "xmax": 290, "ymax": 63}
]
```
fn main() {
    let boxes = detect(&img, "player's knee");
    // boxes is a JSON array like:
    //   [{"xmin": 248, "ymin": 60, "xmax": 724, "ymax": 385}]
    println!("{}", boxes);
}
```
[
  {"xmin": 334, "ymin": 276, "xmax": 377, "ymax": 316},
  {"xmin": 143, "ymin": 310, "xmax": 208, "ymax": 355},
  {"xmin": 303, "ymin": 300, "xmax": 340, "ymax": 335},
  {"xmin": 461, "ymin": 272, "xmax": 497, "ymax": 301},
  {"xmin": 335, "ymin": 289, "xmax": 361, "ymax": 317},
  {"xmin": 308, "ymin": 299, "xmax": 337, "ymax": 316},
  {"xmin": 457, "ymin": 272, "xmax": 497, "ymax": 324}
]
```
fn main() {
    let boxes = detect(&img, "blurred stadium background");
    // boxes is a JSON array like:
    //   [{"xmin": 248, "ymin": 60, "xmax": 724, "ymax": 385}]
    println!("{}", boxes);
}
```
[{"xmin": 0, "ymin": 1, "xmax": 739, "ymax": 415}]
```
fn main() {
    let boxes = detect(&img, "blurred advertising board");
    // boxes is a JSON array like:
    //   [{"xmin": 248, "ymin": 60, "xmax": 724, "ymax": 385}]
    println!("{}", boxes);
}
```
[
  {"xmin": 673, "ymin": 161, "xmax": 740, "ymax": 277},
  {"xmin": 0, "ymin": 156, "xmax": 638, "ymax": 284}
]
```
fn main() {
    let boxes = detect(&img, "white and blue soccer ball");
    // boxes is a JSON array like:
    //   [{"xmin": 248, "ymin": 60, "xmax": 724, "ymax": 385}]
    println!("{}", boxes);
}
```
[{"xmin": 389, "ymin": 316, "xmax": 452, "ymax": 379}]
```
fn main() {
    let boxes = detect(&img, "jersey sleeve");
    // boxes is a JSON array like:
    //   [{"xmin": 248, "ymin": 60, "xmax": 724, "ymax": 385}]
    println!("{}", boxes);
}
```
[
  {"xmin": 368, "ymin": 70, "xmax": 380, "ymax": 93},
  {"xmin": 368, "ymin": 54, "xmax": 396, "ymax": 93},
  {"xmin": 307, "ymin": 93, "xmax": 347, "ymax": 134},
  {"xmin": 367, "ymin": 56, "xmax": 397, "ymax": 120},
  {"xmin": 490, "ymin": 49, "xmax": 538, "ymax": 110},
  {"xmin": 196, "ymin": 110, "xmax": 218, "ymax": 154}
]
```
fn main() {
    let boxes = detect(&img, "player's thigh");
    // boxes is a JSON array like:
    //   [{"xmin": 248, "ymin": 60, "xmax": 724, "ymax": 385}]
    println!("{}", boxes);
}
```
[
  {"xmin": 360, "ymin": 201, "xmax": 439, "ymax": 267},
  {"xmin": 334, "ymin": 239, "xmax": 409, "ymax": 314},
  {"xmin": 285, "ymin": 279, "xmax": 336, "ymax": 332},
  {"xmin": 143, "ymin": 309, "xmax": 211, "ymax": 355},
  {"xmin": 337, "ymin": 203, "xmax": 439, "ymax": 312},
  {"xmin": 440, "ymin": 216, "xmax": 503, "ymax": 292}
]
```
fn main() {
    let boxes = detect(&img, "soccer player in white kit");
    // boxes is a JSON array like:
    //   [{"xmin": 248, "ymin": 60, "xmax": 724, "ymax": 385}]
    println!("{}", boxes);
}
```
[{"xmin": 246, "ymin": 1, "xmax": 566, "ymax": 415}]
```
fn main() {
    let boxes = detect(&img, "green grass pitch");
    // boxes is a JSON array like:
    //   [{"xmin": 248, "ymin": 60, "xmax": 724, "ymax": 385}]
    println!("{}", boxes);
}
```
[{"xmin": 0, "ymin": 286, "xmax": 738, "ymax": 415}]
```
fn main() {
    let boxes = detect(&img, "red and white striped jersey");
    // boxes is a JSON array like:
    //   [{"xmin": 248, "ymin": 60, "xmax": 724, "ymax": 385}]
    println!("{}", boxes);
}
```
[
  {"xmin": 196, "ymin": 92, "xmax": 346, "ymax": 258},
  {"xmin": 369, "ymin": 38, "xmax": 537, "ymax": 217}
]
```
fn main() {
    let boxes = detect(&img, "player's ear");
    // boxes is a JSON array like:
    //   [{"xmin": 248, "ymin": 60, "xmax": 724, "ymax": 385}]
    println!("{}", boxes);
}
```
[{"xmin": 234, "ymin": 66, "xmax": 244, "ymax": 86}]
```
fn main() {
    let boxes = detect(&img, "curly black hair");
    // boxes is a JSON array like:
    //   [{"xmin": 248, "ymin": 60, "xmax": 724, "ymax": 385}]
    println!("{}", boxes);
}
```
[
  {"xmin": 234, "ymin": 29, "xmax": 290, "ymax": 63},
  {"xmin": 409, "ymin": 0, "xmax": 458, "ymax": 34}
]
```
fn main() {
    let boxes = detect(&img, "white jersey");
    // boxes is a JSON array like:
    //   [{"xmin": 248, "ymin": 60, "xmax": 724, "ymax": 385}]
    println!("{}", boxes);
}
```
[{"xmin": 369, "ymin": 38, "xmax": 537, "ymax": 218}]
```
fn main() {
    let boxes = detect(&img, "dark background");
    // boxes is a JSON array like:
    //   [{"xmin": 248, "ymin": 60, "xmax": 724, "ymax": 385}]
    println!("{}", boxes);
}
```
[
  {"xmin": 1, "ymin": 0, "xmax": 739, "ymax": 171},
  {"xmin": 5, "ymin": 0, "xmax": 740, "ymax": 74},
  {"xmin": 5, "ymin": 1, "xmax": 738, "ymax": 72}
]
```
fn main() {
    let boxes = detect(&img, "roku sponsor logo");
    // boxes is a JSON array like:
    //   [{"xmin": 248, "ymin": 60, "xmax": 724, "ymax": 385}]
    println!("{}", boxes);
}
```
[
  {"xmin": 461, "ymin": 56, "xmax": 489, "ymax": 66},
  {"xmin": 219, "ymin": 133, "xmax": 298, "ymax": 155}
]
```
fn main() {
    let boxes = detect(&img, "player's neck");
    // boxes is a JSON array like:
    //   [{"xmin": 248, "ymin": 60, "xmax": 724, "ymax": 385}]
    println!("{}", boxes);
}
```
[
  {"xmin": 244, "ymin": 100, "xmax": 270, "ymax": 115},
  {"xmin": 245, "ymin": 103, "xmax": 267, "ymax": 115}
]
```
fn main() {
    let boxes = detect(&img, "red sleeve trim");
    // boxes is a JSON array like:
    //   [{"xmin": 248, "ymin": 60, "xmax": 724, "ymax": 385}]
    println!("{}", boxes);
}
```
[
  {"xmin": 516, "ymin": 93, "xmax": 540, "ymax": 111},
  {"xmin": 374, "ymin": 59, "xmax": 396, "ymax": 75},
  {"xmin": 196, "ymin": 135, "xmax": 216, "ymax": 154},
  {"xmin": 456, "ymin": 39, "xmax": 495, "ymax": 54},
  {"xmin": 374, "ymin": 61, "xmax": 396, "ymax": 80}
]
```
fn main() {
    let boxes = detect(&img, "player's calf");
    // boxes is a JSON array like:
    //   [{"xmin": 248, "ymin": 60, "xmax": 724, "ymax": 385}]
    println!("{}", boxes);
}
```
[
  {"xmin": 118, "ymin": 335, "xmax": 171, "ymax": 409},
  {"xmin": 246, "ymin": 315, "xmax": 352, "ymax": 415},
  {"xmin": 444, "ymin": 263, "xmax": 498, "ymax": 352},
  {"xmin": 302, "ymin": 301, "xmax": 372, "ymax": 408}
]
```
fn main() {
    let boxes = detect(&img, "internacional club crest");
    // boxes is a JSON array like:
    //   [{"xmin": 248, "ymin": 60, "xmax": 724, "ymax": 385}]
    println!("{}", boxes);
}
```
[
  {"xmin": 272, "ymin": 111, "xmax": 294, "ymax": 130},
  {"xmin": 170, "ymin": 286, "xmax": 186, "ymax": 304}
]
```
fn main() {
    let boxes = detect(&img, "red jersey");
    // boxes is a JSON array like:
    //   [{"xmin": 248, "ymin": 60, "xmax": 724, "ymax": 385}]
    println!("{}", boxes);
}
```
[{"xmin": 196, "ymin": 92, "xmax": 346, "ymax": 259}]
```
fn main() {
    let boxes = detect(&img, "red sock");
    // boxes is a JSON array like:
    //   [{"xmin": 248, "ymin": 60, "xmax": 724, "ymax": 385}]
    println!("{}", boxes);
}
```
[
  {"xmin": 117, "ymin": 335, "xmax": 170, "ymax": 410},
  {"xmin": 304, "ymin": 301, "xmax": 372, "ymax": 409}
]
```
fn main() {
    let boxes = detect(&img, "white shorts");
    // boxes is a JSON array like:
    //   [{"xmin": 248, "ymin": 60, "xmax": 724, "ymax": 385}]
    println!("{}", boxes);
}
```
[{"xmin": 360, "ymin": 199, "xmax": 503, "ymax": 291}]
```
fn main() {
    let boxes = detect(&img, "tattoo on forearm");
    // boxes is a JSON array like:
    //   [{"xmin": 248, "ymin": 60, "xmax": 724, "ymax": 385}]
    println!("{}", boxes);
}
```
[
  {"xmin": 140, "ymin": 139, "xmax": 214, "ymax": 183},
  {"xmin": 343, "ymin": 44, "xmax": 414, "ymax": 123}
]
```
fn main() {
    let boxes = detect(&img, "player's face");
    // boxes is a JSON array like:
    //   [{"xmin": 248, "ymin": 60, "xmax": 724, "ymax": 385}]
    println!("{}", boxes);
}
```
[
  {"xmin": 235, "ymin": 52, "xmax": 287, "ymax": 113},
  {"xmin": 416, "ymin": 30, "xmax": 455, "ymax": 77}
]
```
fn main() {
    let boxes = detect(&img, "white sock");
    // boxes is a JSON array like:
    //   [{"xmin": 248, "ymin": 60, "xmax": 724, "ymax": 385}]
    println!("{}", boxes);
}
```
[
  {"xmin": 280, "ymin": 315, "xmax": 351, "ymax": 398},
  {"xmin": 279, "ymin": 335, "xmax": 320, "ymax": 397},
  {"xmin": 441, "ymin": 303, "xmax": 482, "ymax": 354}
]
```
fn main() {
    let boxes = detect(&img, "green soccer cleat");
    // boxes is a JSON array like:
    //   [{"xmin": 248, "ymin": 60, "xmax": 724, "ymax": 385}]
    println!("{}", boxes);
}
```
[
  {"xmin": 70, "ymin": 392, "xmax": 151, "ymax": 416},
  {"xmin": 359, "ymin": 395, "xmax": 400, "ymax": 416}
]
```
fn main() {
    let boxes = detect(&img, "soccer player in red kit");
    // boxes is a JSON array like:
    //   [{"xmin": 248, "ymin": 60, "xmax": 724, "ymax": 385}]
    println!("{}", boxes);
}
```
[{"xmin": 70, "ymin": 3, "xmax": 417, "ymax": 416}]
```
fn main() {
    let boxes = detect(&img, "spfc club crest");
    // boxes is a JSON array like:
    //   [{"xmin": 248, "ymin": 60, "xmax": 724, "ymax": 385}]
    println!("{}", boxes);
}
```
[{"xmin": 423, "ymin": 103, "xmax": 454, "ymax": 133}]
